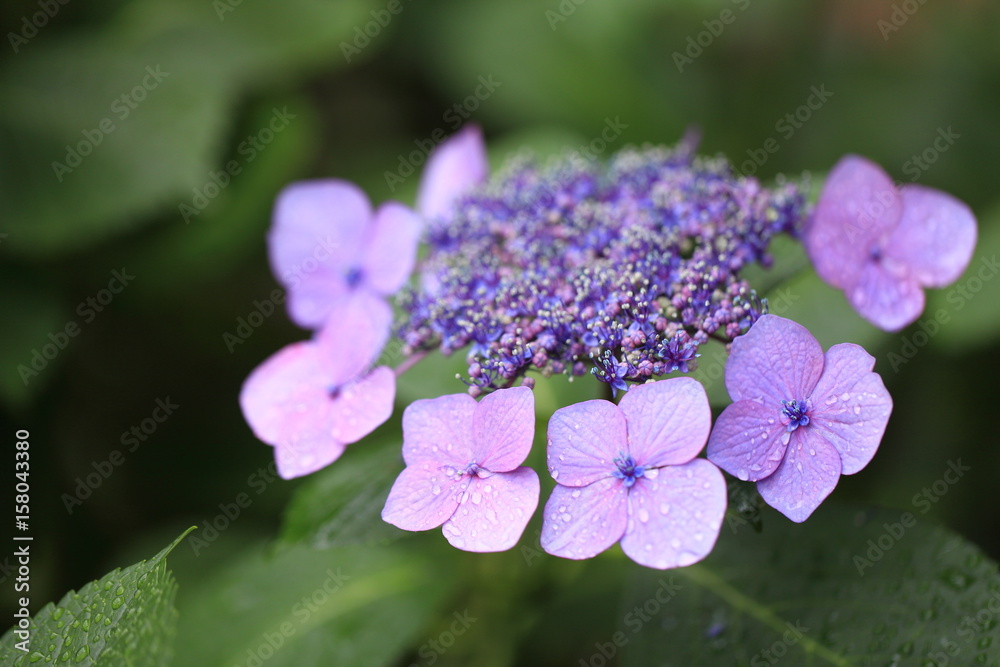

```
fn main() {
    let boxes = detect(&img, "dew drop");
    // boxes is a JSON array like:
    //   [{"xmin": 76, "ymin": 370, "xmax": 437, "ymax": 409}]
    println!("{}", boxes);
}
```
[
  {"xmin": 737, "ymin": 468, "xmax": 749, "ymax": 481},
  {"xmin": 637, "ymin": 508, "xmax": 650, "ymax": 523},
  {"xmin": 854, "ymin": 405, "xmax": 861, "ymax": 415},
  {"xmin": 659, "ymin": 503, "xmax": 670, "ymax": 515},
  {"xmin": 571, "ymin": 489, "xmax": 582, "ymax": 498},
  {"xmin": 432, "ymin": 485, "xmax": 441, "ymax": 496},
  {"xmin": 471, "ymin": 492, "xmax": 482, "ymax": 505}
]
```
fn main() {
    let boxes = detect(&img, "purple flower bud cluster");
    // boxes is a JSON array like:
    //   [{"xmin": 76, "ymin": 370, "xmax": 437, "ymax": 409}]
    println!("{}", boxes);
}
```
[{"xmin": 397, "ymin": 141, "xmax": 809, "ymax": 392}]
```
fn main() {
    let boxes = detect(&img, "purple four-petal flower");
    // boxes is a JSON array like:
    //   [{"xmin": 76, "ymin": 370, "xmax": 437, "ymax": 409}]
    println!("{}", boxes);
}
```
[
  {"xmin": 381, "ymin": 386, "xmax": 540, "ymax": 552},
  {"xmin": 269, "ymin": 179, "xmax": 422, "ymax": 330},
  {"xmin": 806, "ymin": 155, "xmax": 977, "ymax": 331},
  {"xmin": 239, "ymin": 298, "xmax": 396, "ymax": 479},
  {"xmin": 542, "ymin": 378, "xmax": 727, "ymax": 569},
  {"xmin": 706, "ymin": 314, "xmax": 893, "ymax": 522}
]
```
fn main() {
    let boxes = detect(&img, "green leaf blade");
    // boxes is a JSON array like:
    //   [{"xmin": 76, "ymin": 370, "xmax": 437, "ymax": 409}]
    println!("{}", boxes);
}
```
[{"xmin": 0, "ymin": 528, "xmax": 193, "ymax": 666}]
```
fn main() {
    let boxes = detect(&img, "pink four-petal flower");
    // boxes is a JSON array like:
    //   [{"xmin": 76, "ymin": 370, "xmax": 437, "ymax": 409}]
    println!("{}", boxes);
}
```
[
  {"xmin": 381, "ymin": 386, "xmax": 539, "ymax": 552},
  {"xmin": 239, "ymin": 298, "xmax": 396, "ymax": 479},
  {"xmin": 706, "ymin": 314, "xmax": 893, "ymax": 522},
  {"xmin": 542, "ymin": 378, "xmax": 727, "ymax": 570},
  {"xmin": 269, "ymin": 179, "xmax": 422, "ymax": 330},
  {"xmin": 806, "ymin": 155, "xmax": 976, "ymax": 331}
]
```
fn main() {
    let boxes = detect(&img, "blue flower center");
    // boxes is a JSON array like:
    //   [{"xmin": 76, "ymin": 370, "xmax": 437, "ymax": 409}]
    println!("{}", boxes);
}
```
[
  {"xmin": 612, "ymin": 453, "xmax": 646, "ymax": 488},
  {"xmin": 345, "ymin": 266, "xmax": 364, "ymax": 288},
  {"xmin": 780, "ymin": 399, "xmax": 810, "ymax": 432}
]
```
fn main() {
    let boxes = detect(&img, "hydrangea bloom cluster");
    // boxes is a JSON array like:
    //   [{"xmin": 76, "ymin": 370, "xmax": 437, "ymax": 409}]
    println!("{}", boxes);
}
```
[
  {"xmin": 397, "ymin": 139, "xmax": 807, "ymax": 393},
  {"xmin": 240, "ymin": 124, "xmax": 976, "ymax": 569}
]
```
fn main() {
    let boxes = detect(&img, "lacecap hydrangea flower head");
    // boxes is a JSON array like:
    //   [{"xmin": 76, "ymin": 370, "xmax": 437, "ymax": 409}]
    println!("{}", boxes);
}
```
[{"xmin": 239, "ymin": 124, "xmax": 976, "ymax": 569}]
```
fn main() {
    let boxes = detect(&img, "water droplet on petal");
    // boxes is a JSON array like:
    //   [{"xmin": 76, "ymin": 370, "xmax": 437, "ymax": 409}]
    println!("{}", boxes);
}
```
[
  {"xmin": 737, "ymin": 468, "xmax": 749, "ymax": 481},
  {"xmin": 659, "ymin": 503, "xmax": 670, "ymax": 515},
  {"xmin": 637, "ymin": 508, "xmax": 650, "ymax": 523}
]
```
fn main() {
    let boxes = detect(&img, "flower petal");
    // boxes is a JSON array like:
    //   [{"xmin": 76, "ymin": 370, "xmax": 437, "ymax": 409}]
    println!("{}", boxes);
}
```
[
  {"xmin": 757, "ymin": 428, "xmax": 842, "ymax": 523},
  {"xmin": 362, "ymin": 202, "xmax": 423, "ymax": 295},
  {"xmin": 417, "ymin": 125, "xmax": 488, "ymax": 222},
  {"xmin": 888, "ymin": 185, "xmax": 977, "ymax": 288},
  {"xmin": 619, "ymin": 459, "xmax": 726, "ymax": 569},
  {"xmin": 725, "ymin": 315, "xmax": 824, "ymax": 403},
  {"xmin": 546, "ymin": 400, "xmax": 626, "ymax": 487},
  {"xmin": 618, "ymin": 377, "xmax": 711, "ymax": 468},
  {"xmin": 806, "ymin": 155, "xmax": 902, "ymax": 290},
  {"xmin": 401, "ymin": 393, "xmax": 476, "ymax": 467},
  {"xmin": 327, "ymin": 366, "xmax": 396, "ymax": 444},
  {"xmin": 847, "ymin": 261, "xmax": 925, "ymax": 332},
  {"xmin": 381, "ymin": 461, "xmax": 469, "ymax": 531},
  {"xmin": 811, "ymin": 368, "xmax": 892, "ymax": 476},
  {"xmin": 442, "ymin": 467, "xmax": 539, "ymax": 552},
  {"xmin": 541, "ymin": 478, "xmax": 628, "ymax": 561},
  {"xmin": 239, "ymin": 341, "xmax": 326, "ymax": 446},
  {"xmin": 274, "ymin": 434, "xmax": 346, "ymax": 480},
  {"xmin": 706, "ymin": 399, "xmax": 788, "ymax": 482},
  {"xmin": 314, "ymin": 294, "xmax": 392, "ymax": 387},
  {"xmin": 472, "ymin": 386, "xmax": 535, "ymax": 472},
  {"xmin": 269, "ymin": 180, "xmax": 371, "ymax": 328}
]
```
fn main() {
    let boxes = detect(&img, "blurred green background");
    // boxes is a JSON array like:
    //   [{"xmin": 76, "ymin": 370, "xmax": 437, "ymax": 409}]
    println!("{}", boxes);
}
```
[{"xmin": 2, "ymin": 0, "xmax": 999, "ymax": 663}]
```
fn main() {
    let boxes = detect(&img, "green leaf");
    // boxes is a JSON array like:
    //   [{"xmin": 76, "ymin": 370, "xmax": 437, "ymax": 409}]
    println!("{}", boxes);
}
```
[
  {"xmin": 0, "ymin": 528, "xmax": 193, "ymax": 666},
  {"xmin": 0, "ymin": 0, "xmax": 378, "ymax": 258},
  {"xmin": 173, "ymin": 540, "xmax": 462, "ymax": 667},
  {"xmin": 618, "ymin": 505, "xmax": 1000, "ymax": 666},
  {"xmin": 280, "ymin": 437, "xmax": 404, "ymax": 550}
]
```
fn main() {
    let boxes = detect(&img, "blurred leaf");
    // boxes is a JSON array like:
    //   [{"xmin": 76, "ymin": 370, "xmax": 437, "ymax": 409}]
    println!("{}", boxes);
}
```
[
  {"xmin": 927, "ymin": 203, "xmax": 1000, "ymax": 351},
  {"xmin": 132, "ymin": 96, "xmax": 318, "ymax": 296},
  {"xmin": 619, "ymin": 505, "xmax": 1000, "ymax": 666},
  {"xmin": 173, "ymin": 539, "xmax": 461, "ymax": 667},
  {"xmin": 280, "ymin": 437, "xmax": 403, "ymax": 550},
  {"xmin": 0, "ymin": 528, "xmax": 192, "ymax": 666},
  {"xmin": 418, "ymin": 1, "xmax": 676, "ymax": 133},
  {"xmin": 0, "ymin": 0, "xmax": 376, "ymax": 258}
]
